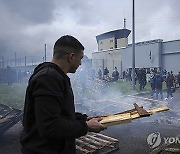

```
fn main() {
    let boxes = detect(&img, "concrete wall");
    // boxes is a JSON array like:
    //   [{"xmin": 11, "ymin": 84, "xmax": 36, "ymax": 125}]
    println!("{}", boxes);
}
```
[
  {"xmin": 121, "ymin": 42, "xmax": 160, "ymax": 71},
  {"xmin": 162, "ymin": 53, "xmax": 180, "ymax": 74},
  {"xmin": 92, "ymin": 49, "xmax": 121, "ymax": 76},
  {"xmin": 92, "ymin": 39, "xmax": 180, "ymax": 76},
  {"xmin": 162, "ymin": 40, "xmax": 180, "ymax": 74},
  {"xmin": 162, "ymin": 39, "xmax": 180, "ymax": 54}
]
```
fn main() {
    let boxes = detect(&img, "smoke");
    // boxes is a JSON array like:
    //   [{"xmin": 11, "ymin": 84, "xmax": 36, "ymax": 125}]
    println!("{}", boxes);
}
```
[{"xmin": 69, "ymin": 60, "xmax": 180, "ymax": 127}]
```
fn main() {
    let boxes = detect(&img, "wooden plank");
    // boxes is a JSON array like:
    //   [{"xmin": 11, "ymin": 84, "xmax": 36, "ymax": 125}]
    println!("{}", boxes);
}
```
[
  {"xmin": 0, "ymin": 115, "xmax": 15, "ymax": 124},
  {"xmin": 91, "ymin": 133, "xmax": 119, "ymax": 142},
  {"xmin": 0, "ymin": 104, "xmax": 13, "ymax": 119},
  {"xmin": 147, "ymin": 106, "xmax": 169, "ymax": 114},
  {"xmin": 133, "ymin": 103, "xmax": 150, "ymax": 117},
  {"xmin": 76, "ymin": 139, "xmax": 98, "ymax": 150},
  {"xmin": 80, "ymin": 136, "xmax": 103, "ymax": 147},
  {"xmin": 76, "ymin": 145, "xmax": 91, "ymax": 154},
  {"xmin": 99, "ymin": 106, "xmax": 169, "ymax": 126},
  {"xmin": 100, "ymin": 113, "xmax": 132, "ymax": 126},
  {"xmin": 86, "ymin": 134, "xmax": 112, "ymax": 145}
]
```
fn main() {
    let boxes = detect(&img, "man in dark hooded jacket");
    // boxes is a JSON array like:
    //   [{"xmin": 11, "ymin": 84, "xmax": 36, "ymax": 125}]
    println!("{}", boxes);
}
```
[{"xmin": 20, "ymin": 35, "xmax": 106, "ymax": 154}]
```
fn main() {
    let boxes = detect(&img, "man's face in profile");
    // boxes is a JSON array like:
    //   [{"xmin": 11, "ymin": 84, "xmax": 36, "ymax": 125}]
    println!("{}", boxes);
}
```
[{"xmin": 69, "ymin": 50, "xmax": 84, "ymax": 73}]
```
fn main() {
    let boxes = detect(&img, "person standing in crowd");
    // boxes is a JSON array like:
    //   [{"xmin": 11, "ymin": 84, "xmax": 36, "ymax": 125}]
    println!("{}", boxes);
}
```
[
  {"xmin": 98, "ymin": 68, "xmax": 102, "ymax": 79},
  {"xmin": 165, "ymin": 72, "xmax": 174, "ymax": 100},
  {"xmin": 142, "ymin": 68, "xmax": 147, "ymax": 89},
  {"xmin": 20, "ymin": 35, "xmax": 106, "ymax": 154},
  {"xmin": 155, "ymin": 71, "xmax": 164, "ymax": 99},
  {"xmin": 177, "ymin": 71, "xmax": 180, "ymax": 87},
  {"xmin": 170, "ymin": 71, "xmax": 175, "ymax": 84},
  {"xmin": 150, "ymin": 70, "xmax": 156, "ymax": 98},
  {"xmin": 6, "ymin": 66, "xmax": 13, "ymax": 85},
  {"xmin": 112, "ymin": 67, "xmax": 119, "ymax": 82},
  {"xmin": 104, "ymin": 67, "xmax": 109, "ymax": 79},
  {"xmin": 17, "ymin": 70, "xmax": 23, "ymax": 83},
  {"xmin": 122, "ymin": 71, "xmax": 126, "ymax": 79},
  {"xmin": 138, "ymin": 69, "xmax": 144, "ymax": 90}
]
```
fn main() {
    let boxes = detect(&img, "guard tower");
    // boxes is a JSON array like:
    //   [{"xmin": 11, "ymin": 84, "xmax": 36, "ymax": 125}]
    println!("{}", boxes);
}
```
[{"xmin": 96, "ymin": 19, "xmax": 131, "ymax": 51}]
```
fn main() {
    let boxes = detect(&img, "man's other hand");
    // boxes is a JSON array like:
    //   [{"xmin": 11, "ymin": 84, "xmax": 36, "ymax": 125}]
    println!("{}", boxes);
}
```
[{"xmin": 86, "ymin": 117, "xmax": 107, "ymax": 133}]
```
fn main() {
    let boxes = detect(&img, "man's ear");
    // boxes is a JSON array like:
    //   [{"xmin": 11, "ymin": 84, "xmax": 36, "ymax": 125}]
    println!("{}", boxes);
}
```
[{"xmin": 68, "ymin": 53, "xmax": 75, "ymax": 63}]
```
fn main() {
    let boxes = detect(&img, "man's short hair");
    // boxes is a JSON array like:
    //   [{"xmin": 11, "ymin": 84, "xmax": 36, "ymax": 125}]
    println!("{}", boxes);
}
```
[{"xmin": 53, "ymin": 35, "xmax": 84, "ymax": 58}]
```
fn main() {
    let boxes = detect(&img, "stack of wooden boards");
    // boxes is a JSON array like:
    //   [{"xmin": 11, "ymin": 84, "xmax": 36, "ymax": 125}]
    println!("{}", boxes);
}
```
[
  {"xmin": 0, "ymin": 103, "xmax": 23, "ymax": 135},
  {"xmin": 100, "ymin": 104, "xmax": 169, "ymax": 126},
  {"xmin": 76, "ymin": 132, "xmax": 119, "ymax": 154}
]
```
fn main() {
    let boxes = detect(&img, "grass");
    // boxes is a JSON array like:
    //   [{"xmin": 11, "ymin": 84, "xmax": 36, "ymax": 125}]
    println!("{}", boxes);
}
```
[
  {"xmin": 0, "ymin": 83, "xmax": 27, "ymax": 109},
  {"xmin": 0, "ymin": 80, "xmax": 167, "ymax": 109},
  {"xmin": 109, "ymin": 80, "xmax": 167, "ymax": 94}
]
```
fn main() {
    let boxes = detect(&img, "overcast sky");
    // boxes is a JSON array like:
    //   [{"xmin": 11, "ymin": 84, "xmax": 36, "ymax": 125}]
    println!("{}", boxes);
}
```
[{"xmin": 0, "ymin": 0, "xmax": 180, "ymax": 62}]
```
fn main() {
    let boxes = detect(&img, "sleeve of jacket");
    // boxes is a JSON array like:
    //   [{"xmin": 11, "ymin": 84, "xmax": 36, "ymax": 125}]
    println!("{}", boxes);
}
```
[
  {"xmin": 32, "ymin": 74, "xmax": 88, "ymax": 139},
  {"xmin": 75, "ymin": 112, "xmax": 88, "ymax": 121}
]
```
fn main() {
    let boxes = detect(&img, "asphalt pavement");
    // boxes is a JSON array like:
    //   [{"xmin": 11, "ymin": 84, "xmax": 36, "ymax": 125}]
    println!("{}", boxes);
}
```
[{"xmin": 0, "ymin": 88, "xmax": 180, "ymax": 154}]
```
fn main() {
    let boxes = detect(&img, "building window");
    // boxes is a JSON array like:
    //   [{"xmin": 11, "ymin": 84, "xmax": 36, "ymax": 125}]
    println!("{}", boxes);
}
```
[
  {"xmin": 110, "ymin": 40, "xmax": 113, "ymax": 43},
  {"xmin": 100, "ymin": 41, "xmax": 103, "ymax": 44}
]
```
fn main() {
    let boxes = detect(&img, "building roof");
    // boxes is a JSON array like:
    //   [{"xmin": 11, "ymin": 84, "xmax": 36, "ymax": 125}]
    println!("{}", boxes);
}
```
[{"xmin": 96, "ymin": 29, "xmax": 131, "ymax": 42}]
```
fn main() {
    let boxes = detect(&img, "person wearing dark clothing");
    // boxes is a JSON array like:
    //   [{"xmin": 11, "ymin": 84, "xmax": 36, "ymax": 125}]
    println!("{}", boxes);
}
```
[
  {"xmin": 104, "ymin": 67, "xmax": 109, "ymax": 79},
  {"xmin": 170, "ymin": 71, "xmax": 175, "ymax": 84},
  {"xmin": 122, "ymin": 71, "xmax": 125, "ymax": 79},
  {"xmin": 138, "ymin": 69, "xmax": 144, "ymax": 90},
  {"xmin": 142, "ymin": 68, "xmax": 147, "ymax": 89},
  {"xmin": 165, "ymin": 72, "xmax": 174, "ymax": 100},
  {"xmin": 112, "ymin": 67, "xmax": 119, "ymax": 82},
  {"xmin": 177, "ymin": 72, "xmax": 180, "ymax": 87},
  {"xmin": 20, "ymin": 35, "xmax": 106, "ymax": 154},
  {"xmin": 6, "ymin": 66, "xmax": 13, "ymax": 85},
  {"xmin": 18, "ymin": 70, "xmax": 23, "ymax": 83},
  {"xmin": 98, "ymin": 68, "xmax": 102, "ymax": 79},
  {"xmin": 154, "ymin": 72, "xmax": 164, "ymax": 99},
  {"xmin": 150, "ymin": 71, "xmax": 155, "ymax": 98}
]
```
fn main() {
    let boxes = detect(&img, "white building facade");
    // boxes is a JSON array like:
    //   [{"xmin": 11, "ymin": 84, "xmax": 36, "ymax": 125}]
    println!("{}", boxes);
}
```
[{"xmin": 92, "ymin": 29, "xmax": 180, "ymax": 76}]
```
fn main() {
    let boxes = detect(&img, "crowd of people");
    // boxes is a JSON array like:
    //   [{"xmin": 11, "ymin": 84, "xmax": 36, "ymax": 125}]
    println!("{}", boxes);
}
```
[
  {"xmin": 122, "ymin": 68, "xmax": 180, "ymax": 100},
  {"xmin": 0, "ymin": 66, "xmax": 32, "ymax": 85},
  {"xmin": 97, "ymin": 66, "xmax": 180, "ymax": 100},
  {"xmin": 149, "ymin": 70, "xmax": 180, "ymax": 100},
  {"xmin": 98, "ymin": 67, "xmax": 119, "ymax": 82}
]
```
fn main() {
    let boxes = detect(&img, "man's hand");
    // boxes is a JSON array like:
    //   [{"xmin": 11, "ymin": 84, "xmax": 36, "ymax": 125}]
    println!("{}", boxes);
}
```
[
  {"xmin": 86, "ymin": 115, "xmax": 101, "ymax": 121},
  {"xmin": 86, "ymin": 117, "xmax": 107, "ymax": 133}
]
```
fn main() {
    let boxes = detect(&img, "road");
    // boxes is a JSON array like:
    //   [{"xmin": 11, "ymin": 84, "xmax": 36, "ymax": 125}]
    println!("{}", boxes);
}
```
[{"xmin": 0, "ymin": 88, "xmax": 180, "ymax": 154}]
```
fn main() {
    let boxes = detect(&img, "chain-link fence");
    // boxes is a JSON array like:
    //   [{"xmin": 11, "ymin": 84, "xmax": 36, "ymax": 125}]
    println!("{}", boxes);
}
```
[{"xmin": 0, "ymin": 56, "xmax": 52, "ymax": 69}]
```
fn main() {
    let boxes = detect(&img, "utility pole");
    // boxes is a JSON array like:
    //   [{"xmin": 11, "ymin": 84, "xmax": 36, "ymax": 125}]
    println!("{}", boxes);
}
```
[
  {"xmin": 19, "ymin": 58, "xmax": 21, "ymax": 67},
  {"xmin": 44, "ymin": 44, "xmax": 47, "ymax": 62},
  {"xmin": 132, "ymin": 0, "xmax": 136, "ymax": 90},
  {"xmin": 1, "ymin": 56, "xmax": 4, "ymax": 68},
  {"xmin": 2, "ymin": 56, "xmax": 4, "ymax": 68},
  {"xmin": 25, "ymin": 56, "xmax": 27, "ymax": 72},
  {"xmin": 15, "ymin": 52, "xmax": 17, "ymax": 68}
]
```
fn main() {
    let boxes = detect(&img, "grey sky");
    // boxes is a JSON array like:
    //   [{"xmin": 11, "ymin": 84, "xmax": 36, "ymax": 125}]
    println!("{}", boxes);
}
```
[{"xmin": 0, "ymin": 0, "xmax": 180, "ymax": 61}]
